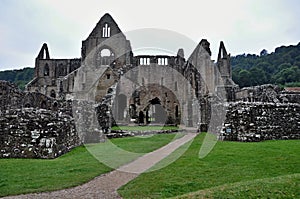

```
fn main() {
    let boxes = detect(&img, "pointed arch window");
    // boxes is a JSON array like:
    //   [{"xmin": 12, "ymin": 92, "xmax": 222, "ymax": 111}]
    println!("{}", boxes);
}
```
[
  {"xmin": 102, "ymin": 23, "xmax": 111, "ymax": 38},
  {"xmin": 44, "ymin": 63, "xmax": 49, "ymax": 76}
]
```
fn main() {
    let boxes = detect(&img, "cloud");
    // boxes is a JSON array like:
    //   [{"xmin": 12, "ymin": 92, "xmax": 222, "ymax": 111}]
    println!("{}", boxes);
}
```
[{"xmin": 0, "ymin": 0, "xmax": 299, "ymax": 70}]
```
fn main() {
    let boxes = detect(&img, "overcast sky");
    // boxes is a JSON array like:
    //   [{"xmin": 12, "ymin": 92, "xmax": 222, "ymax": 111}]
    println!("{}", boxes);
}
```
[{"xmin": 0, "ymin": 0, "xmax": 299, "ymax": 71}]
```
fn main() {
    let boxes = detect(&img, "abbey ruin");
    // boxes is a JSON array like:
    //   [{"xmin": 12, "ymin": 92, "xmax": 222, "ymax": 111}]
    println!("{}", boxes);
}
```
[{"xmin": 0, "ymin": 13, "xmax": 299, "ymax": 158}]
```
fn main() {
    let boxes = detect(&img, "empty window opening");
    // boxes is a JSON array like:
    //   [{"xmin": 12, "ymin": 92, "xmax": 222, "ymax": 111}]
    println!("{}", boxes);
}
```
[
  {"xmin": 107, "ymin": 88, "xmax": 113, "ymax": 94},
  {"xmin": 139, "ymin": 58, "xmax": 150, "ymax": 65},
  {"xmin": 50, "ymin": 90, "xmax": 56, "ymax": 98},
  {"xmin": 52, "ymin": 102, "xmax": 58, "ymax": 111},
  {"xmin": 175, "ymin": 105, "xmax": 179, "ymax": 117},
  {"xmin": 44, "ymin": 64, "xmax": 49, "ymax": 76},
  {"xmin": 101, "ymin": 49, "xmax": 111, "ymax": 56},
  {"xmin": 158, "ymin": 58, "xmax": 168, "ymax": 65},
  {"xmin": 175, "ymin": 81, "xmax": 178, "ymax": 91},
  {"xmin": 41, "ymin": 101, "xmax": 47, "ymax": 109},
  {"xmin": 98, "ymin": 48, "xmax": 115, "ymax": 66},
  {"xmin": 106, "ymin": 74, "xmax": 111, "ymax": 79},
  {"xmin": 102, "ymin": 23, "xmax": 111, "ymax": 38}
]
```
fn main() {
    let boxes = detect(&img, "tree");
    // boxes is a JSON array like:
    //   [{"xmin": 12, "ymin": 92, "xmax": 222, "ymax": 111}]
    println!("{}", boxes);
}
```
[
  {"xmin": 260, "ymin": 49, "xmax": 268, "ymax": 56},
  {"xmin": 238, "ymin": 69, "xmax": 252, "ymax": 87}
]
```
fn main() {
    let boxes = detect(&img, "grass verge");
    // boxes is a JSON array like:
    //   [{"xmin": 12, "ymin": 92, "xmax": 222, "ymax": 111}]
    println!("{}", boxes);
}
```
[
  {"xmin": 0, "ymin": 133, "xmax": 180, "ymax": 197},
  {"xmin": 118, "ymin": 133, "xmax": 300, "ymax": 198}
]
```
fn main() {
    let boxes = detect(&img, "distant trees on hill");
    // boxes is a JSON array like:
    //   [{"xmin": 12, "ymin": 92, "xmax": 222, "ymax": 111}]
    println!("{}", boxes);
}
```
[
  {"xmin": 0, "ymin": 67, "xmax": 34, "ymax": 90},
  {"xmin": 231, "ymin": 42, "xmax": 300, "ymax": 88}
]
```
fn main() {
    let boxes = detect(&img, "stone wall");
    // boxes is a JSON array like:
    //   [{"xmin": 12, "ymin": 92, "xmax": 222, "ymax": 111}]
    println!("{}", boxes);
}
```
[
  {"xmin": 0, "ymin": 81, "xmax": 80, "ymax": 158},
  {"xmin": 235, "ymin": 84, "xmax": 300, "ymax": 104},
  {"xmin": 220, "ymin": 102, "xmax": 300, "ymax": 141},
  {"xmin": 0, "ymin": 108, "xmax": 80, "ymax": 158}
]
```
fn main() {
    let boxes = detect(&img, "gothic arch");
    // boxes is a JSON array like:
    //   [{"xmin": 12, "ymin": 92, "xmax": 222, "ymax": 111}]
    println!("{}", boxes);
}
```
[
  {"xmin": 44, "ymin": 63, "xmax": 50, "ymax": 76},
  {"xmin": 37, "ymin": 43, "xmax": 50, "ymax": 59},
  {"xmin": 96, "ymin": 46, "xmax": 116, "ymax": 67}
]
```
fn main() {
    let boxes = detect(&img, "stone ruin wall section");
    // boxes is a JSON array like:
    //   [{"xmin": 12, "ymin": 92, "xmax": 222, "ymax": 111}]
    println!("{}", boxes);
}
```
[{"xmin": 220, "ymin": 102, "xmax": 300, "ymax": 141}]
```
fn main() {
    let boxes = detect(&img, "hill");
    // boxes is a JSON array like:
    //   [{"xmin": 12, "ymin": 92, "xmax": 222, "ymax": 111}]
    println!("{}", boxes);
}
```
[
  {"xmin": 231, "ymin": 42, "xmax": 300, "ymax": 87},
  {"xmin": 0, "ymin": 67, "xmax": 34, "ymax": 90}
]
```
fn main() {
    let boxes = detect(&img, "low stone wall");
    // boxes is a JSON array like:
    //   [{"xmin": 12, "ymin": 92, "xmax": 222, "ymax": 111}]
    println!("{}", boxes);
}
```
[
  {"xmin": 107, "ymin": 129, "xmax": 182, "ymax": 138},
  {"xmin": 0, "ymin": 108, "xmax": 80, "ymax": 158},
  {"xmin": 220, "ymin": 102, "xmax": 300, "ymax": 141}
]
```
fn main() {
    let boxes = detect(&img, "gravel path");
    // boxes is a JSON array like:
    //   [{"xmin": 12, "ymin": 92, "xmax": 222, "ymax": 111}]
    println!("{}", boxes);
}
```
[{"xmin": 2, "ymin": 133, "xmax": 197, "ymax": 199}]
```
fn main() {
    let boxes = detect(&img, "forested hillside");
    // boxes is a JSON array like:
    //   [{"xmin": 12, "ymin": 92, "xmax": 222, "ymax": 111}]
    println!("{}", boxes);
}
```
[
  {"xmin": 231, "ymin": 42, "xmax": 300, "ymax": 87},
  {"xmin": 0, "ymin": 67, "xmax": 34, "ymax": 90}
]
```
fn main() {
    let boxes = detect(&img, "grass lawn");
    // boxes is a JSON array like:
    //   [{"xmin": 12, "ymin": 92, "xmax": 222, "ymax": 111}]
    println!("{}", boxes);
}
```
[
  {"xmin": 0, "ymin": 133, "xmax": 179, "ymax": 197},
  {"xmin": 174, "ymin": 173, "xmax": 300, "ymax": 199},
  {"xmin": 118, "ymin": 133, "xmax": 300, "ymax": 198},
  {"xmin": 111, "ymin": 125, "xmax": 179, "ymax": 131}
]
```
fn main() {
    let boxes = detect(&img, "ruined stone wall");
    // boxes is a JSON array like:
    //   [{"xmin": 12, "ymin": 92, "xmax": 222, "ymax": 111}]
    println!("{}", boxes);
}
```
[
  {"xmin": 0, "ymin": 81, "xmax": 24, "ymax": 110},
  {"xmin": 0, "ymin": 108, "xmax": 80, "ymax": 158},
  {"xmin": 0, "ymin": 81, "xmax": 80, "ymax": 158},
  {"xmin": 220, "ymin": 102, "xmax": 300, "ymax": 141}
]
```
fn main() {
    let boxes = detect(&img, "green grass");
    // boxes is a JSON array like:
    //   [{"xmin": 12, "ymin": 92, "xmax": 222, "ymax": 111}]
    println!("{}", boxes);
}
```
[
  {"xmin": 111, "ymin": 125, "xmax": 179, "ymax": 131},
  {"xmin": 0, "ymin": 146, "xmax": 111, "ymax": 197},
  {"xmin": 118, "ymin": 133, "xmax": 300, "ymax": 198},
  {"xmin": 0, "ymin": 133, "xmax": 180, "ymax": 197},
  {"xmin": 173, "ymin": 174, "xmax": 300, "ymax": 199},
  {"xmin": 86, "ymin": 133, "xmax": 183, "ymax": 169}
]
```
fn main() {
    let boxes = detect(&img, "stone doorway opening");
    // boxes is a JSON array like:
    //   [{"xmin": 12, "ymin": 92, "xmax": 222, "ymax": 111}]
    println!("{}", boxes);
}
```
[{"xmin": 144, "ymin": 97, "xmax": 167, "ymax": 124}]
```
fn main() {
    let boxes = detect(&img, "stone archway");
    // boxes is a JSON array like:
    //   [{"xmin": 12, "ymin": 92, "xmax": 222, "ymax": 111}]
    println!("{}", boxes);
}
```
[{"xmin": 127, "ymin": 84, "xmax": 181, "ymax": 125}]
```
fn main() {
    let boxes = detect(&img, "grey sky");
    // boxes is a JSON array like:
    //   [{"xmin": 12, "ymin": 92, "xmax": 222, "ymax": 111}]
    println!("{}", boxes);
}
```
[{"xmin": 0, "ymin": 0, "xmax": 299, "ymax": 70}]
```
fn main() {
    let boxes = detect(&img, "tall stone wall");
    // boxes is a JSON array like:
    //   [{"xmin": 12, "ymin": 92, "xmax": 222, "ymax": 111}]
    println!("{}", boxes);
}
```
[
  {"xmin": 0, "ymin": 81, "xmax": 80, "ymax": 158},
  {"xmin": 220, "ymin": 102, "xmax": 300, "ymax": 141}
]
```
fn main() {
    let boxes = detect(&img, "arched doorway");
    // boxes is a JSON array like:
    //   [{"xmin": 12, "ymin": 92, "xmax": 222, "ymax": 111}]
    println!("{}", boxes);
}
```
[
  {"xmin": 145, "ymin": 97, "xmax": 167, "ymax": 124},
  {"xmin": 128, "ymin": 84, "xmax": 181, "ymax": 126},
  {"xmin": 138, "ymin": 111, "xmax": 144, "ymax": 124}
]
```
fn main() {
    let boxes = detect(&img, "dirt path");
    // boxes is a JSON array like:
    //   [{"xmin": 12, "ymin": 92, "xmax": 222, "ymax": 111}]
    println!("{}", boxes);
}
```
[{"xmin": 3, "ymin": 133, "xmax": 197, "ymax": 199}]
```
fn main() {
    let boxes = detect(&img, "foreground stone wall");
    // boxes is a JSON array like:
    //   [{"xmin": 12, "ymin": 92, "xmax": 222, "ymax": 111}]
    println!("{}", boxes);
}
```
[
  {"xmin": 0, "ymin": 108, "xmax": 80, "ymax": 158},
  {"xmin": 220, "ymin": 102, "xmax": 300, "ymax": 141}
]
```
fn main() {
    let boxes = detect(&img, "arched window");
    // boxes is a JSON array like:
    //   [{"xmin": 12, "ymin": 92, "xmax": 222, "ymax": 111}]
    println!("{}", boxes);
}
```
[
  {"xmin": 58, "ymin": 63, "xmax": 65, "ymax": 76},
  {"xmin": 102, "ymin": 23, "xmax": 111, "ymax": 38},
  {"xmin": 44, "ymin": 63, "xmax": 49, "ymax": 76},
  {"xmin": 41, "ymin": 101, "xmax": 47, "ymax": 109},
  {"xmin": 98, "ymin": 48, "xmax": 115, "ymax": 66},
  {"xmin": 50, "ymin": 90, "xmax": 56, "ymax": 98},
  {"xmin": 52, "ymin": 101, "xmax": 58, "ymax": 111}
]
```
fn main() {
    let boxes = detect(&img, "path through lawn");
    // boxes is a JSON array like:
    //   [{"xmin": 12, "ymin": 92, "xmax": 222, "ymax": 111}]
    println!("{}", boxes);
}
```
[{"xmin": 2, "ymin": 133, "xmax": 197, "ymax": 199}]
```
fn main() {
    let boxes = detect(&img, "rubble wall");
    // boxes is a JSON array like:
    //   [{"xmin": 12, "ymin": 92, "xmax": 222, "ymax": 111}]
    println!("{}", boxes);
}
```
[
  {"xmin": 220, "ymin": 102, "xmax": 300, "ymax": 141},
  {"xmin": 0, "ymin": 108, "xmax": 80, "ymax": 158}
]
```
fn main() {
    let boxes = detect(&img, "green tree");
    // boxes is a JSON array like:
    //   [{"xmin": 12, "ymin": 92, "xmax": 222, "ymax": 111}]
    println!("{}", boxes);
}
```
[{"xmin": 238, "ymin": 69, "xmax": 252, "ymax": 87}]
